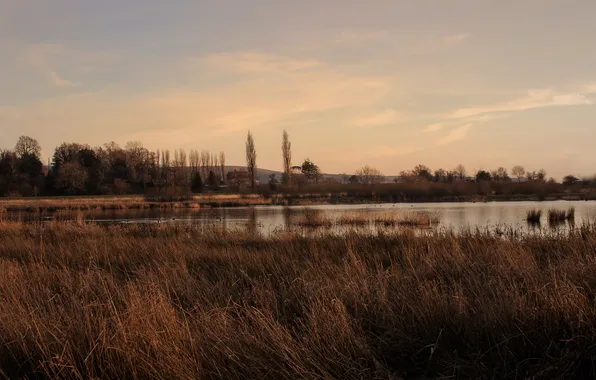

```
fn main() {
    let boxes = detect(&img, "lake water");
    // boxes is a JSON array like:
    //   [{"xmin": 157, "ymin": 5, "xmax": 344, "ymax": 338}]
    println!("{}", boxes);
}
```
[{"xmin": 8, "ymin": 200, "xmax": 596, "ymax": 235}]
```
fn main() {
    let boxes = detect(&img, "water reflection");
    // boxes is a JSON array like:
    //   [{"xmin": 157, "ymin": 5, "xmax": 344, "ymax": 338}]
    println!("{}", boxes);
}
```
[
  {"xmin": 246, "ymin": 207, "xmax": 258, "ymax": 234},
  {"xmin": 4, "ymin": 200, "xmax": 596, "ymax": 235}
]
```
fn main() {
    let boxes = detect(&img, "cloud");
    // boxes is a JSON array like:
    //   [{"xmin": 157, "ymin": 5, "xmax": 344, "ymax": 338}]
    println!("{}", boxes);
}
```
[
  {"xmin": 583, "ymin": 83, "xmax": 596, "ymax": 94},
  {"xmin": 421, "ymin": 85, "xmax": 593, "ymax": 147},
  {"xmin": 367, "ymin": 144, "xmax": 424, "ymax": 158},
  {"xmin": 49, "ymin": 71, "xmax": 74, "ymax": 87},
  {"xmin": 424, "ymin": 123, "xmax": 443, "ymax": 132},
  {"xmin": 203, "ymin": 52, "xmax": 324, "ymax": 74},
  {"xmin": 304, "ymin": 30, "xmax": 471, "ymax": 56},
  {"xmin": 436, "ymin": 124, "xmax": 473, "ymax": 146},
  {"xmin": 20, "ymin": 43, "xmax": 63, "ymax": 68},
  {"xmin": 447, "ymin": 87, "xmax": 594, "ymax": 119},
  {"xmin": 334, "ymin": 31, "xmax": 390, "ymax": 44},
  {"xmin": 443, "ymin": 33, "xmax": 470, "ymax": 46},
  {"xmin": 1, "ymin": 51, "xmax": 392, "ymax": 150},
  {"xmin": 18, "ymin": 43, "xmax": 78, "ymax": 87},
  {"xmin": 353, "ymin": 109, "xmax": 401, "ymax": 127}
]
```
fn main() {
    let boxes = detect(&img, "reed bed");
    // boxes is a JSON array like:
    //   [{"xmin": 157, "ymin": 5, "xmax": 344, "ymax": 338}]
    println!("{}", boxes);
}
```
[
  {"xmin": 296, "ymin": 210, "xmax": 441, "ymax": 229},
  {"xmin": 293, "ymin": 208, "xmax": 333, "ymax": 228},
  {"xmin": 548, "ymin": 207, "xmax": 576, "ymax": 223},
  {"xmin": 0, "ymin": 222, "xmax": 596, "ymax": 378},
  {"xmin": 0, "ymin": 194, "xmax": 273, "ymax": 214},
  {"xmin": 526, "ymin": 209, "xmax": 542, "ymax": 223}
]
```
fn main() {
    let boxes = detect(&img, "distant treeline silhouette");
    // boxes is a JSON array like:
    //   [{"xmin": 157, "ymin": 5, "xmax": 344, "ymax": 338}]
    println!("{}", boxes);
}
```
[{"xmin": 0, "ymin": 134, "xmax": 594, "ymax": 200}]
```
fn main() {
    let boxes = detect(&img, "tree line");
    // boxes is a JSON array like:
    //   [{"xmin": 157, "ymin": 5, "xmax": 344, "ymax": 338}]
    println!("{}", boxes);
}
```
[
  {"xmin": 0, "ymin": 136, "xmax": 229, "ymax": 196},
  {"xmin": 0, "ymin": 132, "xmax": 591, "ymax": 197}
]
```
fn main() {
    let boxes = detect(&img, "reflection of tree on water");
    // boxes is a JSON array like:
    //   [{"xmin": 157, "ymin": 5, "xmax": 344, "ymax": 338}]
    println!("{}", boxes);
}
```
[
  {"xmin": 220, "ymin": 208, "xmax": 228, "ymax": 233},
  {"xmin": 283, "ymin": 207, "xmax": 293, "ymax": 230},
  {"xmin": 246, "ymin": 207, "xmax": 257, "ymax": 234}
]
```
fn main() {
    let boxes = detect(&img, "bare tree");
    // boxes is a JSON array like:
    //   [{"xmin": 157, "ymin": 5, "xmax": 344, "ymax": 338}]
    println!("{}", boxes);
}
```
[
  {"xmin": 162, "ymin": 149, "xmax": 171, "ymax": 185},
  {"xmin": 56, "ymin": 162, "xmax": 88, "ymax": 194},
  {"xmin": 219, "ymin": 151, "xmax": 226, "ymax": 185},
  {"xmin": 210, "ymin": 152, "xmax": 219, "ymax": 184},
  {"xmin": 512, "ymin": 165, "xmax": 526, "ymax": 181},
  {"xmin": 492, "ymin": 167, "xmax": 509, "ymax": 181},
  {"xmin": 156, "ymin": 149, "xmax": 161, "ymax": 180},
  {"xmin": 282, "ymin": 130, "xmax": 292, "ymax": 186},
  {"xmin": 15, "ymin": 136, "xmax": 42, "ymax": 158},
  {"xmin": 356, "ymin": 165, "xmax": 384, "ymax": 185},
  {"xmin": 246, "ymin": 131, "xmax": 257, "ymax": 192},
  {"xmin": 200, "ymin": 150, "xmax": 210, "ymax": 180},
  {"xmin": 172, "ymin": 149, "xmax": 187, "ymax": 186},
  {"xmin": 454, "ymin": 164, "xmax": 467, "ymax": 180}
]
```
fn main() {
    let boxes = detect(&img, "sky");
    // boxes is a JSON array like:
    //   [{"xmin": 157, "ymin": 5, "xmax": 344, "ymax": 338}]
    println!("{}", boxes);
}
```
[{"xmin": 1, "ymin": 0, "xmax": 596, "ymax": 179}]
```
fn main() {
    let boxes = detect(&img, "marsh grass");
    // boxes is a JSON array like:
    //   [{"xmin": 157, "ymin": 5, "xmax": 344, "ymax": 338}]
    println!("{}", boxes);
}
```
[
  {"xmin": 1, "ymin": 222, "xmax": 596, "ymax": 378},
  {"xmin": 0, "ymin": 194, "xmax": 270, "ymax": 214},
  {"xmin": 526, "ymin": 209, "xmax": 542, "ymax": 223},
  {"xmin": 548, "ymin": 209, "xmax": 567, "ymax": 222},
  {"xmin": 567, "ymin": 207, "xmax": 576, "ymax": 221},
  {"xmin": 297, "ymin": 210, "xmax": 441, "ymax": 229},
  {"xmin": 547, "ymin": 208, "xmax": 577, "ymax": 225}
]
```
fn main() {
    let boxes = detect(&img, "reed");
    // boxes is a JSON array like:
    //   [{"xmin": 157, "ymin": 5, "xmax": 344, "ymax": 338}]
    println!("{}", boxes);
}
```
[
  {"xmin": 526, "ymin": 209, "xmax": 542, "ymax": 223},
  {"xmin": 1, "ymin": 222, "xmax": 596, "ymax": 379}
]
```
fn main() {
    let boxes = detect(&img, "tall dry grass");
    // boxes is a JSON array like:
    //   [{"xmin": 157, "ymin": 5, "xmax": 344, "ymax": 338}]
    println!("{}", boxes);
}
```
[
  {"xmin": 0, "ymin": 222, "xmax": 596, "ymax": 378},
  {"xmin": 0, "ymin": 194, "xmax": 269, "ymax": 214},
  {"xmin": 294, "ymin": 209, "xmax": 440, "ymax": 229}
]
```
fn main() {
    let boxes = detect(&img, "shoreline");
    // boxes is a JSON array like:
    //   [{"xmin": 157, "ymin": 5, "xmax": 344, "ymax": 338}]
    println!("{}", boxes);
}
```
[{"xmin": 0, "ymin": 192, "xmax": 594, "ymax": 213}]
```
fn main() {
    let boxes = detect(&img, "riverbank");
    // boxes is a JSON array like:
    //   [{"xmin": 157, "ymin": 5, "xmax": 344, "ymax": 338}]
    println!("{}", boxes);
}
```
[
  {"xmin": 0, "ymin": 194, "xmax": 271, "ymax": 213},
  {"xmin": 0, "ymin": 222, "xmax": 595, "ymax": 378},
  {"xmin": 1, "ymin": 191, "xmax": 594, "ymax": 214}
]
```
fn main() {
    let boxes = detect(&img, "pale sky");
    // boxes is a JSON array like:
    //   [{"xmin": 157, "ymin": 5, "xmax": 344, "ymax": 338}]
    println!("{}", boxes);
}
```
[{"xmin": 1, "ymin": 0, "xmax": 596, "ymax": 178}]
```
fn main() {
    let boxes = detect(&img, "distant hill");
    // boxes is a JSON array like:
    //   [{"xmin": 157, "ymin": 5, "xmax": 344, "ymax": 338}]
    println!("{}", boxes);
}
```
[
  {"xmin": 226, "ymin": 166, "xmax": 283, "ymax": 184},
  {"xmin": 226, "ymin": 166, "xmax": 397, "ymax": 184}
]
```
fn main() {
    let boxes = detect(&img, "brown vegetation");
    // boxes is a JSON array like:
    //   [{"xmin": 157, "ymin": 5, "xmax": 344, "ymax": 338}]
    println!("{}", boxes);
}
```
[
  {"xmin": 548, "ymin": 207, "xmax": 576, "ymax": 223},
  {"xmin": 526, "ymin": 209, "xmax": 542, "ymax": 223},
  {"xmin": 293, "ymin": 210, "xmax": 441, "ymax": 229},
  {"xmin": 0, "ymin": 194, "xmax": 272, "ymax": 214},
  {"xmin": 2, "ymin": 222, "xmax": 596, "ymax": 378}
]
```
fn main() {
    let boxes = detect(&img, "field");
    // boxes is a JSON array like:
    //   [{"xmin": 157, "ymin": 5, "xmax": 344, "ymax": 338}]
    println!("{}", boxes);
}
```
[{"xmin": 1, "ymin": 222, "xmax": 596, "ymax": 379}]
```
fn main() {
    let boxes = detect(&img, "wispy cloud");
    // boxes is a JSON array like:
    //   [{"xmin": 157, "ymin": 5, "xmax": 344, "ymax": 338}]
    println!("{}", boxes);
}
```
[
  {"xmin": 424, "ymin": 123, "xmax": 443, "ymax": 132},
  {"xmin": 49, "ymin": 71, "xmax": 74, "ymax": 87},
  {"xmin": 367, "ymin": 144, "xmax": 424, "ymax": 158},
  {"xmin": 203, "ymin": 52, "xmax": 324, "ymax": 74},
  {"xmin": 447, "ymin": 87, "xmax": 594, "ymax": 119},
  {"xmin": 419, "ymin": 85, "xmax": 594, "ymax": 147},
  {"xmin": 334, "ymin": 31, "xmax": 389, "ymax": 44},
  {"xmin": 584, "ymin": 83, "xmax": 596, "ymax": 94},
  {"xmin": 19, "ymin": 43, "xmax": 77, "ymax": 87},
  {"xmin": 2, "ymin": 50, "xmax": 392, "ymax": 150},
  {"xmin": 436, "ymin": 124, "xmax": 473, "ymax": 146},
  {"xmin": 353, "ymin": 109, "xmax": 401, "ymax": 128},
  {"xmin": 304, "ymin": 30, "xmax": 471, "ymax": 56},
  {"xmin": 443, "ymin": 33, "xmax": 471, "ymax": 46}
]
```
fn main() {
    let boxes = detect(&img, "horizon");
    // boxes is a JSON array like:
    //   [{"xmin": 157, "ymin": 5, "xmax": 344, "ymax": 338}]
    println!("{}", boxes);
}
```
[{"xmin": 2, "ymin": 1, "xmax": 595, "ymax": 179}]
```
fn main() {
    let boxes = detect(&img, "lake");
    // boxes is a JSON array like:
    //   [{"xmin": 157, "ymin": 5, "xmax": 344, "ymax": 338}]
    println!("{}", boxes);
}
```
[{"xmin": 7, "ymin": 200, "xmax": 596, "ymax": 235}]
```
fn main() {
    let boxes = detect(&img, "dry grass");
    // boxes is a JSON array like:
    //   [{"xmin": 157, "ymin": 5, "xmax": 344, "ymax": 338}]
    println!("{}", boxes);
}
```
[
  {"xmin": 373, "ymin": 212, "xmax": 441, "ymax": 227},
  {"xmin": 293, "ymin": 208, "xmax": 333, "ymax": 228},
  {"xmin": 335, "ymin": 211, "xmax": 440, "ymax": 227},
  {"xmin": 1, "ymin": 222, "xmax": 596, "ymax": 379},
  {"xmin": 0, "ymin": 194, "xmax": 272, "ymax": 213},
  {"xmin": 296, "ymin": 210, "xmax": 441, "ymax": 229}
]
